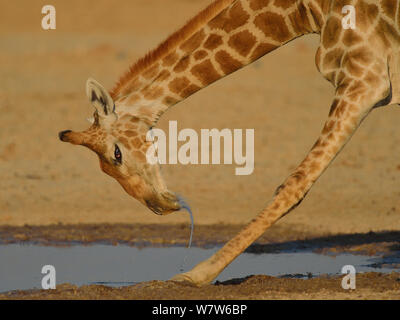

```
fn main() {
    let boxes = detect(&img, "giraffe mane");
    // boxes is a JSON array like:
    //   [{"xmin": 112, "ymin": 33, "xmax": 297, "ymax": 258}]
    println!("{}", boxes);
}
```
[{"xmin": 110, "ymin": 0, "xmax": 235, "ymax": 100}]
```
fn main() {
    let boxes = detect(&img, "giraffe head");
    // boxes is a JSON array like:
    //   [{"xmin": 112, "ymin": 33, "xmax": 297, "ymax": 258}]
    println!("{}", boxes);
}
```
[{"xmin": 59, "ymin": 78, "xmax": 181, "ymax": 215}]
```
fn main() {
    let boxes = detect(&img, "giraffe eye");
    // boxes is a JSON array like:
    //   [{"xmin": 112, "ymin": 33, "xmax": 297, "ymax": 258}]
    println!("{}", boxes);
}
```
[{"xmin": 114, "ymin": 144, "xmax": 122, "ymax": 164}]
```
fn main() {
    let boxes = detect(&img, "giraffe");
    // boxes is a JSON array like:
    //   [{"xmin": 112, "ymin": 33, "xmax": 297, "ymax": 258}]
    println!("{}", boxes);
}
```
[{"xmin": 59, "ymin": 0, "xmax": 400, "ymax": 285}]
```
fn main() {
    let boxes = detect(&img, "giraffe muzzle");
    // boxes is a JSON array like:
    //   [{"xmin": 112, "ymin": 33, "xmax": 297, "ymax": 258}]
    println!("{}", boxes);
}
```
[
  {"xmin": 58, "ymin": 130, "xmax": 87, "ymax": 145},
  {"xmin": 145, "ymin": 193, "xmax": 181, "ymax": 215},
  {"xmin": 58, "ymin": 130, "xmax": 72, "ymax": 142}
]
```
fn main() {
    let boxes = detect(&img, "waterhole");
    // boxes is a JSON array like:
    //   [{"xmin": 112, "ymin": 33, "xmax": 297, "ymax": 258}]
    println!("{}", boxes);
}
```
[{"xmin": 0, "ymin": 244, "xmax": 397, "ymax": 293}]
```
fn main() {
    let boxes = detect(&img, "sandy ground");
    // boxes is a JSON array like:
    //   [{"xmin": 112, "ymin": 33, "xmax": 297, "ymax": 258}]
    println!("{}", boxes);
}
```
[
  {"xmin": 1, "ymin": 0, "xmax": 400, "ymax": 299},
  {"xmin": 2, "ymin": 273, "xmax": 400, "ymax": 300}
]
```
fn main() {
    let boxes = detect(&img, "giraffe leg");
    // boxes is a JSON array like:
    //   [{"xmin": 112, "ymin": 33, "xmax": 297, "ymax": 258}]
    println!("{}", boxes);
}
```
[{"xmin": 171, "ymin": 78, "xmax": 391, "ymax": 286}]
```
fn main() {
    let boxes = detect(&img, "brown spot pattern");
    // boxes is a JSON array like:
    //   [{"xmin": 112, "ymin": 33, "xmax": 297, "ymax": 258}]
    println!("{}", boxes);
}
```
[
  {"xmin": 168, "ymin": 77, "xmax": 190, "ymax": 95},
  {"xmin": 174, "ymin": 56, "xmax": 191, "ymax": 73},
  {"xmin": 162, "ymin": 52, "xmax": 179, "ymax": 67},
  {"xmin": 309, "ymin": 2, "xmax": 324, "ymax": 29},
  {"xmin": 126, "ymin": 77, "xmax": 142, "ymax": 92},
  {"xmin": 208, "ymin": 1, "xmax": 250, "ymax": 33},
  {"xmin": 142, "ymin": 64, "xmax": 160, "ymax": 79},
  {"xmin": 124, "ymin": 130, "xmax": 137, "ymax": 138},
  {"xmin": 194, "ymin": 50, "xmax": 208, "ymax": 60},
  {"xmin": 342, "ymin": 52, "xmax": 369, "ymax": 77},
  {"xmin": 398, "ymin": 6, "xmax": 400, "ymax": 30},
  {"xmin": 364, "ymin": 71, "xmax": 379, "ymax": 86},
  {"xmin": 215, "ymin": 50, "xmax": 243, "ymax": 74},
  {"xmin": 316, "ymin": 0, "xmax": 330, "ymax": 14},
  {"xmin": 342, "ymin": 30, "xmax": 363, "ymax": 47},
  {"xmin": 330, "ymin": 99, "xmax": 339, "ymax": 116},
  {"xmin": 376, "ymin": 18, "xmax": 399, "ymax": 46},
  {"xmin": 322, "ymin": 120, "xmax": 335, "ymax": 134},
  {"xmin": 345, "ymin": 47, "xmax": 373, "ymax": 66},
  {"xmin": 381, "ymin": 0, "xmax": 397, "ymax": 20},
  {"xmin": 191, "ymin": 59, "xmax": 221, "ymax": 85},
  {"xmin": 273, "ymin": 0, "xmax": 293, "ymax": 9},
  {"xmin": 335, "ymin": 71, "xmax": 346, "ymax": 87},
  {"xmin": 322, "ymin": 17, "xmax": 342, "ymax": 49},
  {"xmin": 131, "ymin": 137, "xmax": 142, "ymax": 149},
  {"xmin": 334, "ymin": 100, "xmax": 348, "ymax": 117},
  {"xmin": 254, "ymin": 12, "xmax": 292, "ymax": 42},
  {"xmin": 315, "ymin": 47, "xmax": 322, "ymax": 71},
  {"xmin": 325, "ymin": 71, "xmax": 337, "ymax": 83},
  {"xmin": 180, "ymin": 30, "xmax": 206, "ymax": 53},
  {"xmin": 127, "ymin": 94, "xmax": 141, "ymax": 105},
  {"xmin": 143, "ymin": 86, "xmax": 164, "ymax": 100},
  {"xmin": 249, "ymin": 0, "xmax": 270, "ymax": 11},
  {"xmin": 156, "ymin": 70, "xmax": 171, "ymax": 82},
  {"xmin": 204, "ymin": 34, "xmax": 223, "ymax": 50},
  {"xmin": 163, "ymin": 96, "xmax": 179, "ymax": 105},
  {"xmin": 323, "ymin": 48, "xmax": 344, "ymax": 70},
  {"xmin": 288, "ymin": 2, "xmax": 313, "ymax": 34},
  {"xmin": 336, "ymin": 77, "xmax": 353, "ymax": 96},
  {"xmin": 354, "ymin": 1, "xmax": 379, "ymax": 28},
  {"xmin": 228, "ymin": 30, "xmax": 257, "ymax": 57},
  {"xmin": 250, "ymin": 43, "xmax": 278, "ymax": 61},
  {"xmin": 133, "ymin": 151, "xmax": 146, "ymax": 162},
  {"xmin": 181, "ymin": 84, "xmax": 201, "ymax": 97},
  {"xmin": 119, "ymin": 137, "xmax": 130, "ymax": 148}
]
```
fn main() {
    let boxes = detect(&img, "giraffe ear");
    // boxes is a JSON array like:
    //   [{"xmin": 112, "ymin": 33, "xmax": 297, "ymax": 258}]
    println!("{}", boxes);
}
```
[{"xmin": 86, "ymin": 78, "xmax": 116, "ymax": 118}]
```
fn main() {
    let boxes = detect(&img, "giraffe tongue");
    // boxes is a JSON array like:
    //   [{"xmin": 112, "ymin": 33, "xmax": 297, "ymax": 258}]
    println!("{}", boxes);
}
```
[
  {"xmin": 177, "ymin": 196, "xmax": 194, "ymax": 249},
  {"xmin": 177, "ymin": 195, "xmax": 194, "ymax": 272}
]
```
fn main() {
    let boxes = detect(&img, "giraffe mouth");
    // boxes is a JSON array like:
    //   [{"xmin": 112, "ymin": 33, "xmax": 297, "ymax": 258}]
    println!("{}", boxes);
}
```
[
  {"xmin": 145, "ymin": 192, "xmax": 181, "ymax": 215},
  {"xmin": 58, "ymin": 130, "xmax": 72, "ymax": 142},
  {"xmin": 58, "ymin": 129, "xmax": 86, "ymax": 145}
]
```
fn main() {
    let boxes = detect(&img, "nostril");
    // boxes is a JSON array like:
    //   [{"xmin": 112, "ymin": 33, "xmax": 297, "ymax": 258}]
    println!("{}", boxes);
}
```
[{"xmin": 58, "ymin": 130, "xmax": 72, "ymax": 142}]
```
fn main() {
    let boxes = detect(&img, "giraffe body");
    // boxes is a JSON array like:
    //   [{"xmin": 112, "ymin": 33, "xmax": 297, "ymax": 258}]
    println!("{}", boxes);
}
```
[{"xmin": 59, "ymin": 0, "xmax": 400, "ymax": 285}]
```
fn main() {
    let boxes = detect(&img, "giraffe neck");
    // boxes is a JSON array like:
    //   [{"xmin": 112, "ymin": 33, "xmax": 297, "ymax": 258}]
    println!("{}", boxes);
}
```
[{"xmin": 112, "ymin": 0, "xmax": 325, "ymax": 123}]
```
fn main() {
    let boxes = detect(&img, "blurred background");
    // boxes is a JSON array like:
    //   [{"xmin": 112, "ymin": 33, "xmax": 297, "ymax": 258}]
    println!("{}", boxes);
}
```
[{"xmin": 0, "ymin": 0, "xmax": 399, "ymax": 236}]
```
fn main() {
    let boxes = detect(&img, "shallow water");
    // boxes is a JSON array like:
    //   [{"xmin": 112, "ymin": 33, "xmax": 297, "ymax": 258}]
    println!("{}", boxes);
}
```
[{"xmin": 0, "ymin": 244, "xmax": 396, "ymax": 293}]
